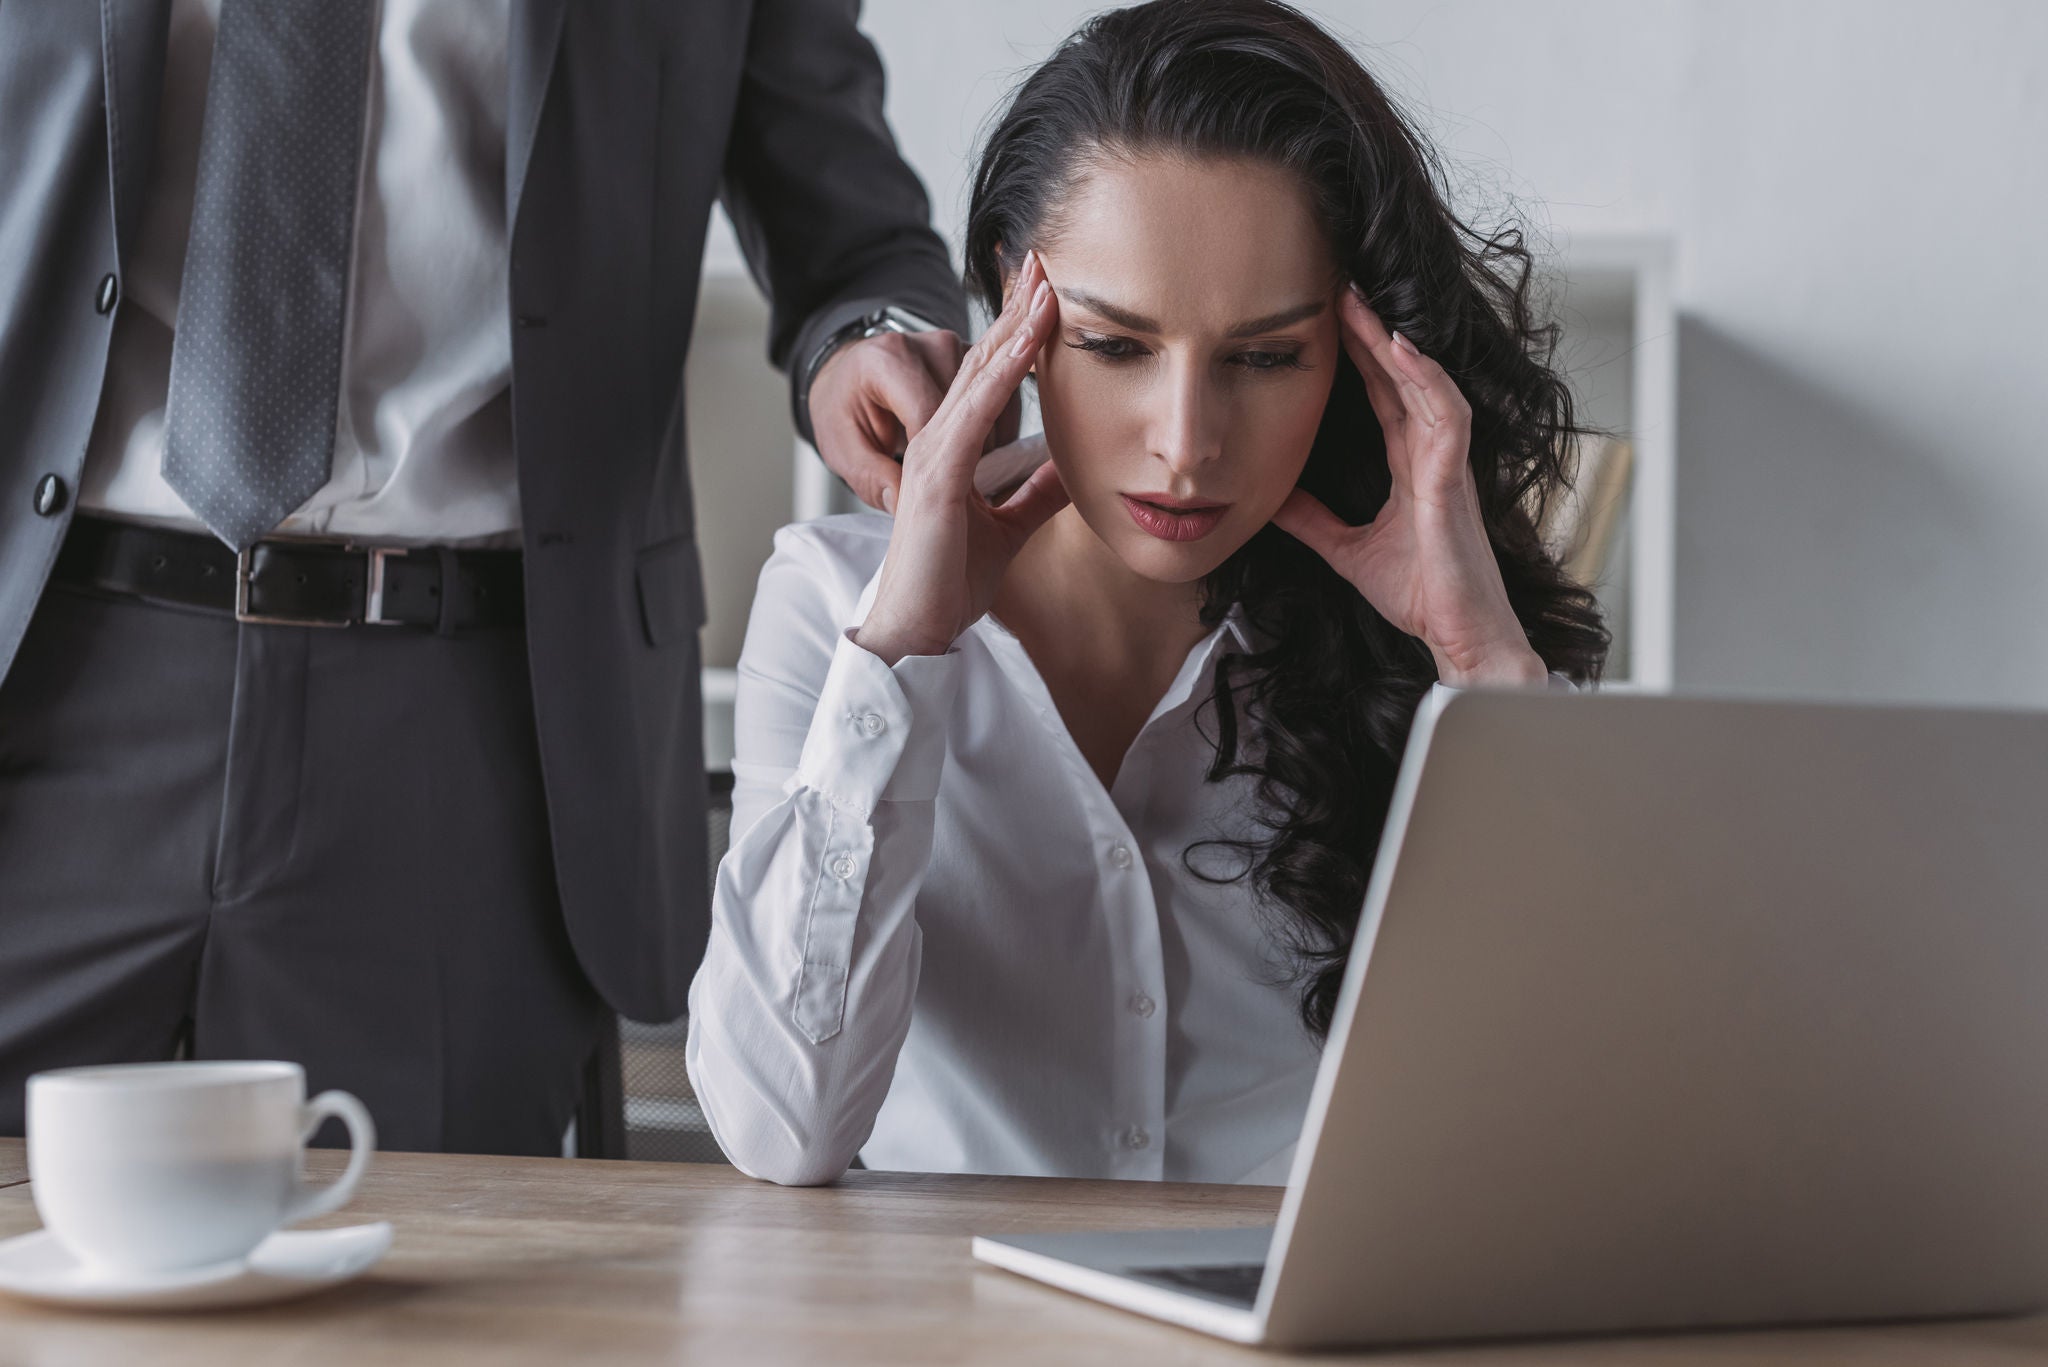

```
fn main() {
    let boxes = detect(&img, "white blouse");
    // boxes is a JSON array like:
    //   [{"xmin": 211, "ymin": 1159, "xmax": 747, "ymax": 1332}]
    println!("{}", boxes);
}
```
[{"xmin": 686, "ymin": 512, "xmax": 1561, "ymax": 1186}]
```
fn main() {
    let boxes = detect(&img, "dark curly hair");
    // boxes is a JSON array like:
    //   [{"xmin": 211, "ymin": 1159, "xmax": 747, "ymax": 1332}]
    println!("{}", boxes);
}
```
[{"xmin": 964, "ymin": 0, "xmax": 1611, "ymax": 1038}]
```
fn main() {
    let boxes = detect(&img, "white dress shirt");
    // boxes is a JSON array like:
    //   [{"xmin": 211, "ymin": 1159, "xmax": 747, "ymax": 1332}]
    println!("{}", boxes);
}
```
[
  {"xmin": 686, "ymin": 512, "xmax": 1572, "ymax": 1186},
  {"xmin": 79, "ymin": 0, "xmax": 520, "ymax": 547}
]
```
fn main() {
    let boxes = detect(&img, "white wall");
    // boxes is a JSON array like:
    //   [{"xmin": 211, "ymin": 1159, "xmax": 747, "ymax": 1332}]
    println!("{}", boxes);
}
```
[{"xmin": 850, "ymin": 0, "xmax": 2048, "ymax": 709}]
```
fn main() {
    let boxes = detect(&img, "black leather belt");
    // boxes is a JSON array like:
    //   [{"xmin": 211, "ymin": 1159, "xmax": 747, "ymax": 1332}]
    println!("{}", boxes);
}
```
[{"xmin": 53, "ymin": 515, "xmax": 525, "ymax": 631}]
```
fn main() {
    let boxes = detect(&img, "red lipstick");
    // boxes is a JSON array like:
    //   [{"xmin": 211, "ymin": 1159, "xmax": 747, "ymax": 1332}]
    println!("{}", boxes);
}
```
[{"xmin": 1121, "ymin": 493, "xmax": 1230, "ymax": 542}]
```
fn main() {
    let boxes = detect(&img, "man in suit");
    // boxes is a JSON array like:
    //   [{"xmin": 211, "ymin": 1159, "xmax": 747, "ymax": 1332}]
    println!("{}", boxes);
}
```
[{"xmin": 0, "ymin": 0, "xmax": 978, "ymax": 1154}]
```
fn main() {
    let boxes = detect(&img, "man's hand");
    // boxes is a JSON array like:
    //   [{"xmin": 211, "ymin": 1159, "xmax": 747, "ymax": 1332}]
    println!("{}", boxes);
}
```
[
  {"xmin": 853, "ymin": 251, "xmax": 1067, "ymax": 666},
  {"xmin": 808, "ymin": 327, "xmax": 1023, "ymax": 513}
]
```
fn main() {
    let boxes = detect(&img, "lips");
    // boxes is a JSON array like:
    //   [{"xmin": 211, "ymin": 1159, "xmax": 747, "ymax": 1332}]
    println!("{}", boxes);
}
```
[{"xmin": 1121, "ymin": 493, "xmax": 1230, "ymax": 542}]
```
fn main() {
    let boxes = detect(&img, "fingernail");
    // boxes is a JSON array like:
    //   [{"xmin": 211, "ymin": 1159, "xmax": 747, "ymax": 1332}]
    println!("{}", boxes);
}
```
[
  {"xmin": 881, "ymin": 486, "xmax": 896, "ymax": 513},
  {"xmin": 1392, "ymin": 330, "xmax": 1418, "ymax": 355},
  {"xmin": 1008, "ymin": 320, "xmax": 1037, "ymax": 357},
  {"xmin": 1031, "ymin": 280, "xmax": 1050, "ymax": 311}
]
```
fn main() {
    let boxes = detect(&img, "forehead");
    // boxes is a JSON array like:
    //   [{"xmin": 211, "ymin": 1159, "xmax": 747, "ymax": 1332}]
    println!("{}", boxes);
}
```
[{"xmin": 1047, "ymin": 152, "xmax": 1334, "ymax": 331}]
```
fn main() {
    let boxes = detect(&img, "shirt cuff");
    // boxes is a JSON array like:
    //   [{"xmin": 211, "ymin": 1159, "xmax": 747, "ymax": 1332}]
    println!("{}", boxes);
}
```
[
  {"xmin": 1428, "ymin": 670, "xmax": 1578, "ymax": 704},
  {"xmin": 791, "ymin": 630, "xmax": 960, "ymax": 816}
]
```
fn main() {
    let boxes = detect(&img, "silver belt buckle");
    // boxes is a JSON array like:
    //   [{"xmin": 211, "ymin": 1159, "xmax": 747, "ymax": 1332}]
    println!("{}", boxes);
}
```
[
  {"xmin": 231, "ymin": 543, "xmax": 408, "ymax": 627},
  {"xmin": 360, "ymin": 544, "xmax": 408, "ymax": 626}
]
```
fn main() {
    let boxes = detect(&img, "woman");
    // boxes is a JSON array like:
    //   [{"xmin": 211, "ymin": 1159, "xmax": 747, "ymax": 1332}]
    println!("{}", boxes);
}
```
[{"xmin": 686, "ymin": 0, "xmax": 1609, "ymax": 1186}]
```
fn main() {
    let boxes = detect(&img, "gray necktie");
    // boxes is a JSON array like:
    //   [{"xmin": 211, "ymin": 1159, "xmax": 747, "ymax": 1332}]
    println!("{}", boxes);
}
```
[{"xmin": 162, "ymin": 0, "xmax": 378, "ymax": 552}]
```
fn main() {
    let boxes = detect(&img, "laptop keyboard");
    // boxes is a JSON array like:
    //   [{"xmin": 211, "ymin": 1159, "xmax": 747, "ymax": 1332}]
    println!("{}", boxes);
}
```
[{"xmin": 1128, "ymin": 1262, "xmax": 1266, "ymax": 1307}]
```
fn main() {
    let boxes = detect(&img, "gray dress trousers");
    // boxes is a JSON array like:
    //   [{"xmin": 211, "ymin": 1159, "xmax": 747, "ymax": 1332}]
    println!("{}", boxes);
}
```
[{"xmin": 0, "ymin": 578, "xmax": 609, "ymax": 1155}]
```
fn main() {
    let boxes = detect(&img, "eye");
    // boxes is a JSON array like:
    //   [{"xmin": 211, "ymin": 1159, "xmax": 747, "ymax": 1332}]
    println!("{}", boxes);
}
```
[
  {"xmin": 1230, "ymin": 349, "xmax": 1308, "ymax": 373},
  {"xmin": 1066, "ymin": 333, "xmax": 1149, "ymax": 362}
]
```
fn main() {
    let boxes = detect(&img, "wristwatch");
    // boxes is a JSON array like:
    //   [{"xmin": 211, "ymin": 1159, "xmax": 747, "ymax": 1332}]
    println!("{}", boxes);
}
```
[{"xmin": 795, "ymin": 305, "xmax": 944, "ymax": 446}]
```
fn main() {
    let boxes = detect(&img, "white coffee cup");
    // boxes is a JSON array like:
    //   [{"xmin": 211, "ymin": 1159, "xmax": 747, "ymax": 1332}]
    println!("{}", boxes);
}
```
[{"xmin": 27, "ymin": 1060, "xmax": 376, "ymax": 1276}]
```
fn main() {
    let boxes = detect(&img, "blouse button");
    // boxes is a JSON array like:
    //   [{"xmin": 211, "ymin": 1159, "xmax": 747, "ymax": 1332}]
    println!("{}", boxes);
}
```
[
  {"xmin": 829, "ymin": 853, "xmax": 859, "ymax": 881},
  {"xmin": 1108, "ymin": 842, "xmax": 1133, "ymax": 870},
  {"xmin": 1127, "ymin": 992, "xmax": 1156, "ymax": 1019},
  {"xmin": 1121, "ymin": 1125, "xmax": 1152, "ymax": 1151},
  {"xmin": 33, "ymin": 474, "xmax": 69, "ymax": 517},
  {"xmin": 858, "ymin": 711, "xmax": 887, "ymax": 737}
]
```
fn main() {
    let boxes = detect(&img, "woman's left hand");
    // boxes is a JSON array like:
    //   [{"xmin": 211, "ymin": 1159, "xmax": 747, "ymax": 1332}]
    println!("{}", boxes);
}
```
[{"xmin": 1271, "ymin": 286, "xmax": 1547, "ymax": 688}]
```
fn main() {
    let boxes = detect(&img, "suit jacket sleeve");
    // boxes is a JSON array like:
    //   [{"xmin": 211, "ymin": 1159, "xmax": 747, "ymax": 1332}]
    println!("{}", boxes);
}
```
[{"xmin": 718, "ymin": 0, "xmax": 968, "ymax": 441}]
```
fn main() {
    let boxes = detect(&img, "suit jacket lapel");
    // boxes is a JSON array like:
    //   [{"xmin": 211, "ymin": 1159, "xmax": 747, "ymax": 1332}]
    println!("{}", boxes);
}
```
[
  {"xmin": 98, "ymin": 0, "xmax": 172, "ymax": 264},
  {"xmin": 507, "ymin": 0, "xmax": 567, "ymax": 236}
]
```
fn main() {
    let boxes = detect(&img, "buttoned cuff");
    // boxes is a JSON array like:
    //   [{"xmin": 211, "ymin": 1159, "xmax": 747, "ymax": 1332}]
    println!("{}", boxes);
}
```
[{"xmin": 791, "ymin": 631, "xmax": 960, "ymax": 816}]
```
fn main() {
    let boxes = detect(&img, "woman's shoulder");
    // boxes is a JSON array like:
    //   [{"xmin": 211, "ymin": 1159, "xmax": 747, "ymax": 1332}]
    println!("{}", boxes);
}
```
[
  {"xmin": 741, "ymin": 513, "xmax": 893, "ymax": 672},
  {"xmin": 759, "ymin": 512, "xmax": 891, "ymax": 611},
  {"xmin": 768, "ymin": 510, "xmax": 892, "ymax": 571}
]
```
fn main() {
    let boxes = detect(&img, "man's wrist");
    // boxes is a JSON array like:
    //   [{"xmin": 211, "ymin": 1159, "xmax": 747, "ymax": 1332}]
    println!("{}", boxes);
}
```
[{"xmin": 796, "ymin": 305, "xmax": 943, "ymax": 445}]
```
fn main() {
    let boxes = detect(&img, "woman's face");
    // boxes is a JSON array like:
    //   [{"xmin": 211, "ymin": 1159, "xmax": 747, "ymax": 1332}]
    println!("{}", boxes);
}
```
[{"xmin": 1019, "ymin": 152, "xmax": 1341, "ymax": 584}]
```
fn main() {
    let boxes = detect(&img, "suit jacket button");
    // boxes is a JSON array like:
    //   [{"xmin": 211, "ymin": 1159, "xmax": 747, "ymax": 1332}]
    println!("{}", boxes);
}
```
[
  {"xmin": 34, "ymin": 474, "xmax": 67, "ymax": 517},
  {"xmin": 95, "ymin": 273, "xmax": 119, "ymax": 315}
]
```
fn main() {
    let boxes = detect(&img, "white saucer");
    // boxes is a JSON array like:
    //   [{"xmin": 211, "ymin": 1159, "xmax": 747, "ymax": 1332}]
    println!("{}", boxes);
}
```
[{"xmin": 0, "ymin": 1222, "xmax": 392, "ymax": 1311}]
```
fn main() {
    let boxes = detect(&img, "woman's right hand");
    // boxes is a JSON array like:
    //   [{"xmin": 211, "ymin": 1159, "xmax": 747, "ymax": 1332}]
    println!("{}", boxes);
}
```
[{"xmin": 853, "ymin": 250, "xmax": 1069, "ymax": 666}]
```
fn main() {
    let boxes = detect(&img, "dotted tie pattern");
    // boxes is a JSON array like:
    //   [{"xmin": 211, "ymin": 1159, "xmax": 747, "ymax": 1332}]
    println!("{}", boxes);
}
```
[{"xmin": 161, "ymin": 0, "xmax": 378, "ymax": 553}]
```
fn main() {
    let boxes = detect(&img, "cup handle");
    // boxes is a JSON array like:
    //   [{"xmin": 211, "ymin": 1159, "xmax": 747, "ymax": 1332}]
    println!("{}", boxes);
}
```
[{"xmin": 283, "ymin": 1089, "xmax": 377, "ymax": 1226}]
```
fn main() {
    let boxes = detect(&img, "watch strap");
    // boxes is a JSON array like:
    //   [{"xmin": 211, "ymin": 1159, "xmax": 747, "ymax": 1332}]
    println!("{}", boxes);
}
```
[{"xmin": 795, "ymin": 305, "xmax": 945, "ymax": 446}]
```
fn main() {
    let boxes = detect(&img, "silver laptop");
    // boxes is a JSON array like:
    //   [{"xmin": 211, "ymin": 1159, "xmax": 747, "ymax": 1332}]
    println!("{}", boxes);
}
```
[{"xmin": 973, "ymin": 687, "xmax": 2048, "ymax": 1349}]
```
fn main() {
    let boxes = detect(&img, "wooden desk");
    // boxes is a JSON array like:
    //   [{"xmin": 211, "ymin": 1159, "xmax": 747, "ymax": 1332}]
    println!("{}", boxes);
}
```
[{"xmin": 3, "ymin": 1139, "xmax": 2046, "ymax": 1364}]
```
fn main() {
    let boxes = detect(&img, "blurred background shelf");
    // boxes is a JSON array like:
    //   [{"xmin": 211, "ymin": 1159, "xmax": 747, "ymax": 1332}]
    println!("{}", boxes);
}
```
[{"xmin": 1536, "ymin": 232, "xmax": 1677, "ymax": 692}]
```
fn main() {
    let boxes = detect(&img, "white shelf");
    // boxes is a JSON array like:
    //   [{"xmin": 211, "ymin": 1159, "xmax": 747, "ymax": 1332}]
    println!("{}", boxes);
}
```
[
  {"xmin": 1541, "ymin": 233, "xmax": 1677, "ymax": 691},
  {"xmin": 702, "ymin": 666, "xmax": 739, "ymax": 772}
]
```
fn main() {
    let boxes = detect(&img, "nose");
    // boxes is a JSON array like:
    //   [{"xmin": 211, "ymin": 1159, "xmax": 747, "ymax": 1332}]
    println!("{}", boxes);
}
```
[{"xmin": 1147, "ymin": 356, "xmax": 1224, "ymax": 476}]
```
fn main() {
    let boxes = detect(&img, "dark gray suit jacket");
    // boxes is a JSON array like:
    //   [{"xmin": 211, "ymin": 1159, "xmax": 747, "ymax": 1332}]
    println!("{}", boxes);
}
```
[{"xmin": 0, "ymin": 0, "xmax": 967, "ymax": 1022}]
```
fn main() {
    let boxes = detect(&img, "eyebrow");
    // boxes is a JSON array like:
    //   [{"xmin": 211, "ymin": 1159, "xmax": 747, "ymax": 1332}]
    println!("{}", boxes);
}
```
[{"xmin": 1059, "ymin": 289, "xmax": 1327, "ymax": 339}]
